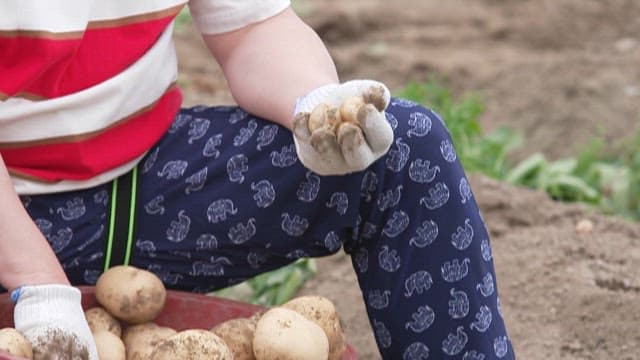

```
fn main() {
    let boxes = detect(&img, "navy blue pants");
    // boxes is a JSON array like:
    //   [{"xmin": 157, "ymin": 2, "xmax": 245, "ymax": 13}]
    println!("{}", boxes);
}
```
[{"xmin": 21, "ymin": 99, "xmax": 514, "ymax": 359}]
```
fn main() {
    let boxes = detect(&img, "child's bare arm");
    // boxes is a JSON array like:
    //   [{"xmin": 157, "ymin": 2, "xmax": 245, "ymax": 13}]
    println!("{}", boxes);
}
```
[
  {"xmin": 0, "ymin": 156, "xmax": 99, "ymax": 358},
  {"xmin": 0, "ymin": 156, "xmax": 69, "ymax": 291},
  {"xmin": 202, "ymin": 7, "xmax": 339, "ymax": 129}
]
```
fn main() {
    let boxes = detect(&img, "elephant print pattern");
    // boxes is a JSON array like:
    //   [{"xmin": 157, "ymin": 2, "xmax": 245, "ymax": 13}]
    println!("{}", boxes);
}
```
[{"xmin": 19, "ymin": 100, "xmax": 514, "ymax": 359}]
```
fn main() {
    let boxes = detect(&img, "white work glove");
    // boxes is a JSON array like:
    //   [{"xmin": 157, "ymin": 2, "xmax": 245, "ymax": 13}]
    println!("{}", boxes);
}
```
[
  {"xmin": 292, "ymin": 79, "xmax": 394, "ymax": 175},
  {"xmin": 12, "ymin": 284, "xmax": 98, "ymax": 360}
]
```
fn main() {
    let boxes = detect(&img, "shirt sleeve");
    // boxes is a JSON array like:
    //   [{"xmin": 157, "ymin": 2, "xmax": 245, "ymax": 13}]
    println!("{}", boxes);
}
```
[{"xmin": 188, "ymin": 0, "xmax": 291, "ymax": 35}]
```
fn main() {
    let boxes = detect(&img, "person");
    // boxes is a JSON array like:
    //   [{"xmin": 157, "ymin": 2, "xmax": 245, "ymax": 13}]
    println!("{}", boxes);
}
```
[{"xmin": 0, "ymin": 1, "xmax": 515, "ymax": 359}]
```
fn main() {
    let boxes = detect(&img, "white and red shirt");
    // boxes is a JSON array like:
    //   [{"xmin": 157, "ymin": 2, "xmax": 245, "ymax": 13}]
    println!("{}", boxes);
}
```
[{"xmin": 0, "ymin": 0, "xmax": 290, "ymax": 194}]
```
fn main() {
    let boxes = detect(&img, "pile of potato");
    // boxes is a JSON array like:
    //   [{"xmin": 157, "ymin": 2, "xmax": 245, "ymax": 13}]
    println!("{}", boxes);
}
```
[
  {"xmin": 0, "ymin": 328, "xmax": 32, "ymax": 359},
  {"xmin": 0, "ymin": 265, "xmax": 346, "ymax": 360}
]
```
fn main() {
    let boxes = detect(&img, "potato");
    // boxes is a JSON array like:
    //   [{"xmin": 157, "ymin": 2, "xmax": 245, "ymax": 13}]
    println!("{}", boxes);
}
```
[
  {"xmin": 282, "ymin": 296, "xmax": 346, "ymax": 360},
  {"xmin": 308, "ymin": 103, "xmax": 341, "ymax": 133},
  {"xmin": 123, "ymin": 323, "xmax": 177, "ymax": 360},
  {"xmin": 248, "ymin": 310, "xmax": 265, "ymax": 324},
  {"xmin": 0, "ymin": 328, "xmax": 33, "ymax": 359},
  {"xmin": 86, "ymin": 306, "xmax": 122, "ymax": 337},
  {"xmin": 253, "ymin": 307, "xmax": 329, "ymax": 360},
  {"xmin": 339, "ymin": 96, "xmax": 365, "ymax": 125},
  {"xmin": 211, "ymin": 317, "xmax": 256, "ymax": 360},
  {"xmin": 96, "ymin": 266, "xmax": 166, "ymax": 324},
  {"xmin": 150, "ymin": 329, "xmax": 232, "ymax": 360},
  {"xmin": 93, "ymin": 330, "xmax": 125, "ymax": 360}
]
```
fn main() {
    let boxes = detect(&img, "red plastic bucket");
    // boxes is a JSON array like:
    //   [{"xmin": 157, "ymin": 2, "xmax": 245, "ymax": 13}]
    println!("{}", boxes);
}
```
[{"xmin": 0, "ymin": 286, "xmax": 357, "ymax": 359}]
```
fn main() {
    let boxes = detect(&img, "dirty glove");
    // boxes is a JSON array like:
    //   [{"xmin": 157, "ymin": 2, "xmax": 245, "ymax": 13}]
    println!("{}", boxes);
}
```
[
  {"xmin": 13, "ymin": 284, "xmax": 98, "ymax": 360},
  {"xmin": 292, "ymin": 79, "xmax": 394, "ymax": 175}
]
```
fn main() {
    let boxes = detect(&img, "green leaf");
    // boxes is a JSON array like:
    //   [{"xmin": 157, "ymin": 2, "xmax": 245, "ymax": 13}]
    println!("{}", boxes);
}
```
[
  {"xmin": 274, "ymin": 268, "xmax": 305, "ymax": 305},
  {"xmin": 546, "ymin": 158, "xmax": 578, "ymax": 176},
  {"xmin": 544, "ymin": 174, "xmax": 599, "ymax": 202},
  {"xmin": 506, "ymin": 153, "xmax": 547, "ymax": 185}
]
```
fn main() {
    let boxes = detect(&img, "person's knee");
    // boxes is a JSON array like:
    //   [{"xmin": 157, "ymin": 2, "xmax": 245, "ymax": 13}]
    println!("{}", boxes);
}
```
[
  {"xmin": 386, "ymin": 98, "xmax": 450, "ymax": 140},
  {"xmin": 381, "ymin": 98, "xmax": 456, "ymax": 174}
]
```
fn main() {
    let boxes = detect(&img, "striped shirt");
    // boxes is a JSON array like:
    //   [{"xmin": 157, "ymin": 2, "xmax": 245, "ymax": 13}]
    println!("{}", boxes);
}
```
[{"xmin": 0, "ymin": 0, "xmax": 290, "ymax": 194}]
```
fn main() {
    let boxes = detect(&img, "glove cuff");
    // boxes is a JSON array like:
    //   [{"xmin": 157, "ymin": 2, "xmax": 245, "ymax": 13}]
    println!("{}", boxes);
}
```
[
  {"xmin": 294, "ymin": 79, "xmax": 391, "ymax": 115},
  {"xmin": 294, "ymin": 83, "xmax": 340, "ymax": 114}
]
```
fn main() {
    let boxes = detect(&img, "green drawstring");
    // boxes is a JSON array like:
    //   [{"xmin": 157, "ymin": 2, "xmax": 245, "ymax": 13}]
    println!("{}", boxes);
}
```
[
  {"xmin": 103, "ymin": 177, "xmax": 118, "ymax": 271},
  {"xmin": 103, "ymin": 166, "xmax": 138, "ymax": 271}
]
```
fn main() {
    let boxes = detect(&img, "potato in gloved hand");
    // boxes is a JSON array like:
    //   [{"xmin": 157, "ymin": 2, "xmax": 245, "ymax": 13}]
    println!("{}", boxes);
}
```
[{"xmin": 293, "ymin": 80, "xmax": 394, "ymax": 175}]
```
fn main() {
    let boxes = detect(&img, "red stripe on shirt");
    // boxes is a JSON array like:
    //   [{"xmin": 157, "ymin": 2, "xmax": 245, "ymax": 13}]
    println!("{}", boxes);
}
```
[
  {"xmin": 1, "ymin": 88, "xmax": 182, "ymax": 181},
  {"xmin": 0, "ymin": 10, "xmax": 180, "ymax": 99},
  {"xmin": 0, "ymin": 36, "xmax": 81, "ymax": 96}
]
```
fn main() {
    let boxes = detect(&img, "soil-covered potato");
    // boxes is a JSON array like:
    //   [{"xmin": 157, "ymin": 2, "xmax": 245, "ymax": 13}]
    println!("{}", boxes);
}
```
[
  {"xmin": 85, "ymin": 306, "xmax": 122, "ymax": 337},
  {"xmin": 0, "ymin": 328, "xmax": 33, "ymax": 359},
  {"xmin": 248, "ymin": 310, "xmax": 265, "ymax": 324},
  {"xmin": 283, "ymin": 295, "xmax": 346, "ymax": 360},
  {"xmin": 211, "ymin": 317, "xmax": 256, "ymax": 360},
  {"xmin": 122, "ymin": 322, "xmax": 177, "ymax": 360},
  {"xmin": 339, "ymin": 96, "xmax": 365, "ymax": 124},
  {"xmin": 93, "ymin": 330, "xmax": 125, "ymax": 360},
  {"xmin": 150, "ymin": 329, "xmax": 232, "ymax": 360},
  {"xmin": 95, "ymin": 266, "xmax": 166, "ymax": 324},
  {"xmin": 253, "ymin": 307, "xmax": 329, "ymax": 360}
]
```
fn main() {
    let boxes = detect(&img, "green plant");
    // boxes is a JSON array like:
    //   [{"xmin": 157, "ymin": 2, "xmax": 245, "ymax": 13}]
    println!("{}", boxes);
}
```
[
  {"xmin": 213, "ymin": 258, "xmax": 318, "ymax": 306},
  {"xmin": 506, "ymin": 154, "xmax": 600, "ymax": 203},
  {"xmin": 396, "ymin": 80, "xmax": 521, "ymax": 179},
  {"xmin": 505, "ymin": 135, "xmax": 640, "ymax": 220},
  {"xmin": 397, "ymin": 78, "xmax": 640, "ymax": 221}
]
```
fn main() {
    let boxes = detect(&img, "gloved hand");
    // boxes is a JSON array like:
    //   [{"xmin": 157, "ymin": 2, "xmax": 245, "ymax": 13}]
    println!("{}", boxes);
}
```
[
  {"xmin": 12, "ymin": 284, "xmax": 98, "ymax": 360},
  {"xmin": 292, "ymin": 79, "xmax": 394, "ymax": 175}
]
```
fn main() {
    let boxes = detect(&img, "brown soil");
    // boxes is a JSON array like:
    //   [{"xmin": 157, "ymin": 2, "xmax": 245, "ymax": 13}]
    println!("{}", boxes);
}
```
[{"xmin": 174, "ymin": 1, "xmax": 640, "ymax": 359}]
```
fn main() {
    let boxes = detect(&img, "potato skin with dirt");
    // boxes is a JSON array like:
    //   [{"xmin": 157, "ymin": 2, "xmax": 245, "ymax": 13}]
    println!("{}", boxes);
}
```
[
  {"xmin": 93, "ymin": 330, "xmax": 126, "ymax": 360},
  {"xmin": 253, "ymin": 307, "xmax": 329, "ymax": 360},
  {"xmin": 150, "ymin": 329, "xmax": 232, "ymax": 360},
  {"xmin": 211, "ymin": 317, "xmax": 256, "ymax": 360},
  {"xmin": 339, "ymin": 96, "xmax": 365, "ymax": 124},
  {"xmin": 0, "ymin": 328, "xmax": 33, "ymax": 359},
  {"xmin": 95, "ymin": 266, "xmax": 166, "ymax": 324},
  {"xmin": 283, "ymin": 296, "xmax": 346, "ymax": 360},
  {"xmin": 85, "ymin": 306, "xmax": 122, "ymax": 337},
  {"xmin": 123, "ymin": 322, "xmax": 177, "ymax": 360}
]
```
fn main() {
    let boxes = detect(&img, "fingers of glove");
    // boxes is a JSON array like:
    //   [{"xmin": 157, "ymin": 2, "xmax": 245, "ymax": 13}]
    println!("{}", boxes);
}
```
[
  {"xmin": 337, "ymin": 123, "xmax": 376, "ymax": 171},
  {"xmin": 340, "ymin": 80, "xmax": 391, "ymax": 110},
  {"xmin": 294, "ymin": 131, "xmax": 349, "ymax": 176},
  {"xmin": 362, "ymin": 84, "xmax": 390, "ymax": 111},
  {"xmin": 310, "ymin": 127, "xmax": 346, "ymax": 161},
  {"xmin": 292, "ymin": 112, "xmax": 312, "ymax": 141},
  {"xmin": 311, "ymin": 128, "xmax": 354, "ymax": 174},
  {"xmin": 356, "ymin": 104, "xmax": 394, "ymax": 154}
]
